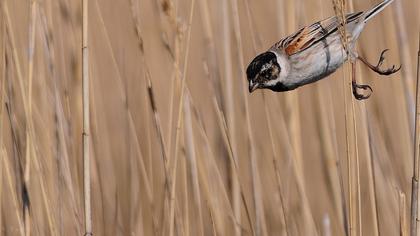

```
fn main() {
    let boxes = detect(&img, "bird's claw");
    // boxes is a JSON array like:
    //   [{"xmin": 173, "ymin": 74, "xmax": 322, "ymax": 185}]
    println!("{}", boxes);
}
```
[
  {"xmin": 376, "ymin": 49, "xmax": 388, "ymax": 68},
  {"xmin": 352, "ymin": 81, "xmax": 373, "ymax": 100},
  {"xmin": 372, "ymin": 49, "xmax": 401, "ymax": 75}
]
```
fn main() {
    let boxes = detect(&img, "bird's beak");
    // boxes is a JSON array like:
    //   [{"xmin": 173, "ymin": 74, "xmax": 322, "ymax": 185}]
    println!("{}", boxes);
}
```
[{"xmin": 249, "ymin": 81, "xmax": 259, "ymax": 93}]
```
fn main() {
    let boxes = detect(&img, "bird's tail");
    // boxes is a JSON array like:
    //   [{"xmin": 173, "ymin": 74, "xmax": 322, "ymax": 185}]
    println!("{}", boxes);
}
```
[{"xmin": 363, "ymin": 0, "xmax": 394, "ymax": 23}]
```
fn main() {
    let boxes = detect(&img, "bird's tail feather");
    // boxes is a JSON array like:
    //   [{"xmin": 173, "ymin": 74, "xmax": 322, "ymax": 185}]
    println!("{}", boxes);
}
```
[{"xmin": 363, "ymin": 0, "xmax": 394, "ymax": 23}]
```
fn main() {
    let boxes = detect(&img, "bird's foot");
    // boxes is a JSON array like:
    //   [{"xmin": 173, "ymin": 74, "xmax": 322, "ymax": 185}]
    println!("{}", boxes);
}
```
[
  {"xmin": 352, "ymin": 81, "xmax": 373, "ymax": 100},
  {"xmin": 358, "ymin": 49, "xmax": 401, "ymax": 75}
]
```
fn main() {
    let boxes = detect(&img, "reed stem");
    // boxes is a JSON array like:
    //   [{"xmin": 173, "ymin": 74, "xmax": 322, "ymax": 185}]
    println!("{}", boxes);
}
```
[
  {"xmin": 410, "ymin": 29, "xmax": 420, "ymax": 236},
  {"xmin": 82, "ymin": 0, "xmax": 92, "ymax": 235}
]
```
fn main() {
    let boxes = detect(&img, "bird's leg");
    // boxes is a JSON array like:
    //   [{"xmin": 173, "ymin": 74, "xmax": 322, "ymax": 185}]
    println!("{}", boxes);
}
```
[
  {"xmin": 351, "ymin": 61, "xmax": 373, "ymax": 100},
  {"xmin": 357, "ymin": 49, "xmax": 401, "ymax": 75}
]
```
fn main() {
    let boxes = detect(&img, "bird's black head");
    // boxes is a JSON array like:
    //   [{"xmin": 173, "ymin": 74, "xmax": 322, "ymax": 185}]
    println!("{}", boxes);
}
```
[{"xmin": 246, "ymin": 51, "xmax": 281, "ymax": 93}]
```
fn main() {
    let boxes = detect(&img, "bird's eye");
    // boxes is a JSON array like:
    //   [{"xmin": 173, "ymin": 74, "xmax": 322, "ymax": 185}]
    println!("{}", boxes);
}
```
[
  {"xmin": 266, "ymin": 70, "xmax": 272, "ymax": 77},
  {"xmin": 261, "ymin": 69, "xmax": 271, "ymax": 79}
]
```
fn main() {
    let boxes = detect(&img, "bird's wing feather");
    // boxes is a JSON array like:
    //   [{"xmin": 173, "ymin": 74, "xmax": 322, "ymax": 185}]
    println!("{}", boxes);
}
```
[{"xmin": 272, "ymin": 12, "xmax": 363, "ymax": 56}]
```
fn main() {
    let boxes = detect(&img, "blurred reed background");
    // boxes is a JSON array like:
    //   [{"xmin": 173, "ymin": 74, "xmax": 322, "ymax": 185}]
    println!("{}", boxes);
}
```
[{"xmin": 0, "ymin": 0, "xmax": 419, "ymax": 235}]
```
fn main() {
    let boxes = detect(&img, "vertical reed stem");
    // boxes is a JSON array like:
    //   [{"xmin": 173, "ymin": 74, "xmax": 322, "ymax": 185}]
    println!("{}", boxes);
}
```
[
  {"xmin": 332, "ymin": 0, "xmax": 362, "ymax": 234},
  {"xmin": 400, "ymin": 191, "xmax": 408, "ymax": 236},
  {"xmin": 410, "ymin": 30, "xmax": 420, "ymax": 236},
  {"xmin": 82, "ymin": 0, "xmax": 92, "ymax": 235}
]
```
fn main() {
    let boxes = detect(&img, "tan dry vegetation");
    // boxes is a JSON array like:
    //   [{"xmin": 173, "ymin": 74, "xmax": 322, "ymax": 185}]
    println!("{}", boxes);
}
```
[{"xmin": 0, "ymin": 0, "xmax": 419, "ymax": 235}]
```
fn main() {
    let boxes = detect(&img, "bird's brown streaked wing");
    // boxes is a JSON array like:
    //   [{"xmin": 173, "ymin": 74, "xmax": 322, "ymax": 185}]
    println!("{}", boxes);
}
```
[{"xmin": 272, "ymin": 12, "xmax": 363, "ymax": 56}]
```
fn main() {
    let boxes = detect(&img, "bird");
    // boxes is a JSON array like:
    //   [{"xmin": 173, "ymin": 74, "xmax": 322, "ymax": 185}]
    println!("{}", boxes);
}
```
[{"xmin": 246, "ymin": 0, "xmax": 400, "ymax": 100}]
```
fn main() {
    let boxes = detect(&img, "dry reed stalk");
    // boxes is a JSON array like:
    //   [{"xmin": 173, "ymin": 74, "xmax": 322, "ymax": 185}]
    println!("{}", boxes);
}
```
[
  {"xmin": 341, "ymin": 65, "xmax": 356, "ymax": 236},
  {"xmin": 198, "ymin": 175, "xmax": 220, "ymax": 236},
  {"xmin": 221, "ymin": 1, "xmax": 241, "ymax": 235},
  {"xmin": 260, "ymin": 96, "xmax": 286, "ymax": 236},
  {"xmin": 349, "ymin": 20, "xmax": 361, "ymax": 236},
  {"xmin": 126, "ymin": 1, "xmax": 177, "ymax": 233},
  {"xmin": 360, "ymin": 109, "xmax": 380, "ymax": 236},
  {"xmin": 82, "ymin": 0, "xmax": 92, "ymax": 234},
  {"xmin": 181, "ymin": 149, "xmax": 190, "ymax": 236},
  {"xmin": 2, "ymin": 147, "xmax": 25, "ymax": 236},
  {"xmin": 169, "ymin": 0, "xmax": 196, "ymax": 235},
  {"xmin": 127, "ymin": 0, "xmax": 155, "ymax": 231},
  {"xmin": 349, "ymin": 21, "xmax": 380, "ymax": 233},
  {"xmin": 24, "ymin": 11, "xmax": 67, "ymax": 234},
  {"xmin": 284, "ymin": 0, "xmax": 304, "ymax": 189},
  {"xmin": 2, "ymin": 2, "xmax": 29, "ymax": 114},
  {"xmin": 37, "ymin": 6, "xmax": 81, "ymax": 234},
  {"xmin": 323, "ymin": 214, "xmax": 332, "ymax": 236},
  {"xmin": 2, "ymin": 0, "xmax": 416, "ymax": 234},
  {"xmin": 127, "ymin": 110, "xmax": 160, "ymax": 235},
  {"xmin": 348, "ymin": 2, "xmax": 362, "ymax": 234},
  {"xmin": 280, "ymin": 2, "xmax": 318, "ymax": 234},
  {"xmin": 86, "ymin": 72, "xmax": 114, "ymax": 236},
  {"xmin": 267, "ymin": 106, "xmax": 294, "ymax": 235},
  {"xmin": 146, "ymin": 74, "xmax": 169, "ymax": 164},
  {"xmin": 212, "ymin": 97, "xmax": 255, "ymax": 235},
  {"xmin": 183, "ymin": 94, "xmax": 204, "ymax": 236},
  {"xmin": 127, "ymin": 0, "xmax": 154, "ymax": 189},
  {"xmin": 275, "ymin": 103, "xmax": 321, "ymax": 235},
  {"xmin": 316, "ymin": 89, "xmax": 348, "ymax": 236},
  {"xmin": 353, "ymin": 53, "xmax": 380, "ymax": 236},
  {"xmin": 41, "ymin": 21, "xmax": 83, "ymax": 232},
  {"xmin": 230, "ymin": 0, "xmax": 267, "ymax": 234},
  {"xmin": 283, "ymin": 86, "xmax": 306, "ymax": 233},
  {"xmin": 168, "ymin": 129, "xmax": 181, "ymax": 236},
  {"xmin": 95, "ymin": 3, "xmax": 171, "ymax": 233},
  {"xmin": 118, "ymin": 4, "xmax": 183, "ymax": 233},
  {"xmin": 198, "ymin": 0, "xmax": 222, "ymax": 103},
  {"xmin": 128, "ymin": 112, "xmax": 153, "ymax": 202},
  {"xmin": 126, "ymin": 107, "xmax": 154, "ymax": 232},
  {"xmin": 161, "ymin": 2, "xmax": 178, "ymax": 156},
  {"xmin": 242, "ymin": 1, "xmax": 270, "ymax": 235},
  {"xmin": 145, "ymin": 74, "xmax": 176, "ymax": 236},
  {"xmin": 283, "ymin": 3, "xmax": 324, "ymax": 235},
  {"xmin": 167, "ymin": 1, "xmax": 181, "ymax": 157},
  {"xmin": 0, "ymin": 15, "xmax": 4, "ymax": 233},
  {"xmin": 23, "ymin": 2, "xmax": 37, "ymax": 234},
  {"xmin": 0, "ymin": 150, "xmax": 1, "ymax": 233},
  {"xmin": 411, "ymin": 29, "xmax": 420, "ymax": 236},
  {"xmin": 146, "ymin": 99, "xmax": 153, "ymax": 196},
  {"xmin": 350, "ymin": 52, "xmax": 362, "ymax": 236},
  {"xmin": 274, "ymin": 3, "xmax": 295, "ymax": 235},
  {"xmin": 194, "ymin": 109, "xmax": 234, "ymax": 235},
  {"xmin": 145, "ymin": 89, "xmax": 153, "ymax": 206},
  {"xmin": 392, "ymin": 1, "xmax": 415, "ymax": 135},
  {"xmin": 163, "ymin": 32, "xmax": 182, "ymax": 236},
  {"xmin": 208, "ymin": 205, "xmax": 217, "ymax": 236},
  {"xmin": 167, "ymin": 61, "xmax": 179, "ymax": 157},
  {"xmin": 26, "ymin": 0, "xmax": 36, "ymax": 180},
  {"xmin": 258, "ymin": 93, "xmax": 290, "ymax": 235},
  {"xmin": 363, "ymin": 121, "xmax": 379, "ymax": 234},
  {"xmin": 365, "ymin": 113, "xmax": 381, "ymax": 236},
  {"xmin": 400, "ymin": 191, "xmax": 408, "ymax": 236},
  {"xmin": 29, "ymin": 135, "xmax": 57, "ymax": 236},
  {"xmin": 3, "ymin": 2, "xmax": 34, "ymax": 235},
  {"xmin": 98, "ymin": 0, "xmax": 170, "ymax": 160},
  {"xmin": 144, "ymin": 46, "xmax": 170, "ymax": 235},
  {"xmin": 192, "ymin": 111, "xmax": 228, "ymax": 235},
  {"xmin": 331, "ymin": 0, "xmax": 362, "ymax": 235},
  {"xmin": 272, "ymin": 162, "xmax": 289, "ymax": 236},
  {"xmin": 185, "ymin": 52, "xmax": 236, "ymax": 233},
  {"xmin": 351, "ymin": 48, "xmax": 362, "ymax": 236}
]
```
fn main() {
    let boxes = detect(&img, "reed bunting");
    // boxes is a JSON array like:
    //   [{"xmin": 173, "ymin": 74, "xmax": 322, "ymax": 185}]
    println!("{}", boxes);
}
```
[{"xmin": 246, "ymin": 0, "xmax": 400, "ymax": 100}]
